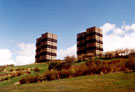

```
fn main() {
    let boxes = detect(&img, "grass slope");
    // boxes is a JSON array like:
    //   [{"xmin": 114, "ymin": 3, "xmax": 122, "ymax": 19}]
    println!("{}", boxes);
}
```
[
  {"xmin": 0, "ymin": 72, "xmax": 135, "ymax": 92},
  {"xmin": 0, "ymin": 63, "xmax": 48, "ymax": 88}
]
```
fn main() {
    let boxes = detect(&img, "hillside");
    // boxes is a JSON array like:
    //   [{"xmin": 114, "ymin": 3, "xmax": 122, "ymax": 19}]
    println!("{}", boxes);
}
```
[
  {"xmin": 0, "ymin": 72, "xmax": 135, "ymax": 92},
  {"xmin": 0, "ymin": 60, "xmax": 135, "ymax": 92},
  {"xmin": 0, "ymin": 63, "xmax": 49, "ymax": 87}
]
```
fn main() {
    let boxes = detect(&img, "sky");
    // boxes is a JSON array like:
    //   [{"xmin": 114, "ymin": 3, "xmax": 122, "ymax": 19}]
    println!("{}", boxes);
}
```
[{"xmin": 0, "ymin": 0, "xmax": 135, "ymax": 65}]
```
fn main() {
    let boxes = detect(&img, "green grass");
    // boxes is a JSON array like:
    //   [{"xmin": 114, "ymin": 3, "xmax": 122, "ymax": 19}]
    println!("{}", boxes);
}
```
[
  {"xmin": 0, "ymin": 63, "xmax": 49, "ymax": 88},
  {"xmin": 0, "ymin": 72, "xmax": 135, "ymax": 92},
  {"xmin": 0, "ymin": 60, "xmax": 135, "ymax": 92}
]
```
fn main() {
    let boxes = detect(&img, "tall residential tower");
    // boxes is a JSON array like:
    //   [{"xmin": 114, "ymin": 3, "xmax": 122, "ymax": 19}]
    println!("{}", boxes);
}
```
[
  {"xmin": 77, "ymin": 26, "xmax": 103, "ymax": 59},
  {"xmin": 35, "ymin": 32, "xmax": 57, "ymax": 63}
]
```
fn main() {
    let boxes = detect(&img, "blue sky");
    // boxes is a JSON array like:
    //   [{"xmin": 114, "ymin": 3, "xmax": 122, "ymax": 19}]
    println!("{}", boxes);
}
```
[{"xmin": 0, "ymin": 0, "xmax": 135, "ymax": 65}]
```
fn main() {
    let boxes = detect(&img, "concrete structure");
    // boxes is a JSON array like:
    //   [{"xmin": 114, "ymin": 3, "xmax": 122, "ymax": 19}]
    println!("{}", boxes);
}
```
[
  {"xmin": 77, "ymin": 26, "xmax": 103, "ymax": 59},
  {"xmin": 35, "ymin": 32, "xmax": 57, "ymax": 63}
]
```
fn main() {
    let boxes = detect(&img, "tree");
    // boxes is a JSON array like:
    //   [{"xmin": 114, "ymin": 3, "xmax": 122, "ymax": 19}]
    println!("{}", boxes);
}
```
[{"xmin": 64, "ymin": 55, "xmax": 76, "ymax": 63}]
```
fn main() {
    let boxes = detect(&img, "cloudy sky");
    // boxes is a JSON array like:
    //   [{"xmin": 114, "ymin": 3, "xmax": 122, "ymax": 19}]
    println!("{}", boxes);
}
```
[{"xmin": 0, "ymin": 0, "xmax": 135, "ymax": 65}]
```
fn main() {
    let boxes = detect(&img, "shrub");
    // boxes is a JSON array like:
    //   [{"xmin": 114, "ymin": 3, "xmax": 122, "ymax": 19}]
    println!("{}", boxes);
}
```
[
  {"xmin": 45, "ymin": 70, "xmax": 59, "ymax": 81},
  {"xmin": 21, "ymin": 68, "xmax": 25, "ymax": 70},
  {"xmin": 20, "ymin": 78, "xmax": 27, "ymax": 84},
  {"xmin": 9, "ymin": 69, "xmax": 13, "ymax": 72},
  {"xmin": 74, "ymin": 64, "xmax": 89, "ymax": 76},
  {"xmin": 48, "ymin": 62, "xmax": 60, "ymax": 70},
  {"xmin": 15, "ymin": 68, "xmax": 21, "ymax": 71},
  {"xmin": 86, "ymin": 61, "xmax": 101, "ymax": 74},
  {"xmin": 64, "ymin": 56, "xmax": 76, "ymax": 63},
  {"xmin": 10, "ymin": 72, "xmax": 17, "ymax": 78},
  {"xmin": 0, "ymin": 76, "xmax": 10, "ymax": 82},
  {"xmin": 25, "ymin": 71, "xmax": 31, "ymax": 74},
  {"xmin": 20, "ymin": 58, "xmax": 134, "ymax": 85},
  {"xmin": 126, "ymin": 56, "xmax": 135, "ymax": 71},
  {"xmin": 59, "ymin": 69, "xmax": 70, "ymax": 78},
  {"xmin": 99, "ymin": 63, "xmax": 111, "ymax": 74},
  {"xmin": 48, "ymin": 62, "xmax": 72, "ymax": 71},
  {"xmin": 28, "ymin": 76, "xmax": 39, "ymax": 83},
  {"xmin": 57, "ymin": 62, "xmax": 72, "ymax": 70},
  {"xmin": 45, "ymin": 71, "xmax": 55, "ymax": 81},
  {"xmin": 0, "ymin": 66, "xmax": 5, "ymax": 72},
  {"xmin": 11, "ymin": 71, "xmax": 24, "ymax": 77},
  {"xmin": 38, "ymin": 75, "xmax": 44, "ymax": 82},
  {"xmin": 3, "ymin": 77, "xmax": 9, "ymax": 80},
  {"xmin": 19, "ymin": 76, "xmax": 39, "ymax": 84},
  {"xmin": 33, "ymin": 67, "xmax": 40, "ymax": 72},
  {"xmin": 16, "ymin": 71, "xmax": 23, "ymax": 76}
]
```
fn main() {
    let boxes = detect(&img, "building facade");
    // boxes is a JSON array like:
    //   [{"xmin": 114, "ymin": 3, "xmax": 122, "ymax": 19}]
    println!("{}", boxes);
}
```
[
  {"xmin": 77, "ymin": 26, "xmax": 103, "ymax": 59},
  {"xmin": 35, "ymin": 32, "xmax": 57, "ymax": 63}
]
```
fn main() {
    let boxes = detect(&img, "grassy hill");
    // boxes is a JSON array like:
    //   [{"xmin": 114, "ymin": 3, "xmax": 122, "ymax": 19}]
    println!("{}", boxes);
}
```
[
  {"xmin": 0, "ymin": 60, "xmax": 135, "ymax": 92},
  {"xmin": 0, "ymin": 63, "xmax": 49, "ymax": 87},
  {"xmin": 0, "ymin": 72, "xmax": 135, "ymax": 92}
]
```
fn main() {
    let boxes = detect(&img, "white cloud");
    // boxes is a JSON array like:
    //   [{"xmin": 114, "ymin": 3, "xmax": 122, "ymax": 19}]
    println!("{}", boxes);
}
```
[
  {"xmin": 101, "ymin": 22, "xmax": 135, "ymax": 52},
  {"xmin": 131, "ymin": 24, "xmax": 135, "ymax": 30},
  {"xmin": 122, "ymin": 24, "xmax": 131, "ymax": 31},
  {"xmin": 15, "ymin": 43, "xmax": 36, "ymax": 65},
  {"xmin": 1, "ymin": 22, "xmax": 135, "ymax": 65},
  {"xmin": 121, "ymin": 23, "xmax": 135, "ymax": 31},
  {"xmin": 17, "ymin": 43, "xmax": 35, "ymax": 57},
  {"xmin": 15, "ymin": 56, "xmax": 35, "ymax": 65},
  {"xmin": 0, "ymin": 49, "xmax": 14, "ymax": 65},
  {"xmin": 100, "ymin": 23, "xmax": 115, "ymax": 34},
  {"xmin": 57, "ymin": 45, "xmax": 77, "ymax": 59},
  {"xmin": 113, "ymin": 28, "xmax": 124, "ymax": 35},
  {"xmin": 0, "ymin": 43, "xmax": 35, "ymax": 66},
  {"xmin": 57, "ymin": 22, "xmax": 135, "ymax": 59}
]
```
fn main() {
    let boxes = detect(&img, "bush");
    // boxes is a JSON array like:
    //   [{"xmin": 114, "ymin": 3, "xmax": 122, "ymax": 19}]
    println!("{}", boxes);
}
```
[
  {"xmin": 44, "ymin": 70, "xmax": 60, "ymax": 81},
  {"xmin": 20, "ymin": 78, "xmax": 27, "ymax": 84},
  {"xmin": 98, "ymin": 63, "xmax": 111, "ymax": 74},
  {"xmin": 57, "ymin": 62, "xmax": 72, "ymax": 70},
  {"xmin": 0, "ymin": 66, "xmax": 5, "ymax": 72},
  {"xmin": 19, "ymin": 76, "xmax": 39, "ymax": 84},
  {"xmin": 33, "ymin": 67, "xmax": 40, "ymax": 72},
  {"xmin": 10, "ymin": 72, "xmax": 17, "ymax": 78},
  {"xmin": 10, "ymin": 71, "xmax": 24, "ymax": 78},
  {"xmin": 28, "ymin": 76, "xmax": 39, "ymax": 83},
  {"xmin": 86, "ymin": 61, "xmax": 101, "ymax": 74},
  {"xmin": 74, "ymin": 64, "xmax": 89, "ymax": 76},
  {"xmin": 59, "ymin": 69, "xmax": 70, "ymax": 78},
  {"xmin": 20, "ymin": 58, "xmax": 135, "ymax": 84},
  {"xmin": 48, "ymin": 62, "xmax": 60, "ymax": 70},
  {"xmin": 25, "ymin": 71, "xmax": 31, "ymax": 74},
  {"xmin": 15, "ymin": 68, "xmax": 21, "ymax": 71},
  {"xmin": 38, "ymin": 75, "xmax": 44, "ymax": 82},
  {"xmin": 48, "ymin": 62, "xmax": 72, "ymax": 71},
  {"xmin": 126, "ymin": 56, "xmax": 135, "ymax": 71},
  {"xmin": 9, "ymin": 69, "xmax": 13, "ymax": 72},
  {"xmin": 16, "ymin": 71, "xmax": 23, "ymax": 76},
  {"xmin": 0, "ymin": 76, "xmax": 10, "ymax": 82},
  {"xmin": 64, "ymin": 56, "xmax": 76, "ymax": 63}
]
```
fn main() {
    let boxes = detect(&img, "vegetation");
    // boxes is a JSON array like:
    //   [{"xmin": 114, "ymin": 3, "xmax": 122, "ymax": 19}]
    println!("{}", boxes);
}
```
[
  {"xmin": 0, "ymin": 63, "xmax": 48, "ymax": 87},
  {"xmin": 0, "ymin": 49, "xmax": 135, "ymax": 92},
  {"xmin": 19, "ymin": 55, "xmax": 135, "ymax": 84},
  {"xmin": 33, "ymin": 67, "xmax": 40, "ymax": 72},
  {"xmin": 64, "ymin": 55, "xmax": 76, "ymax": 62},
  {"xmin": 48, "ymin": 61, "xmax": 72, "ymax": 71},
  {"xmin": 103, "ymin": 48, "xmax": 135, "ymax": 59},
  {"xmin": 1, "ymin": 72, "xmax": 135, "ymax": 92}
]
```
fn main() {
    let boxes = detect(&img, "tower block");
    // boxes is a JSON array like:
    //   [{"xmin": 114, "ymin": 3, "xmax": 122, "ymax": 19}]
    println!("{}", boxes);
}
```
[
  {"xmin": 35, "ymin": 32, "xmax": 57, "ymax": 63},
  {"xmin": 77, "ymin": 26, "xmax": 103, "ymax": 59}
]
